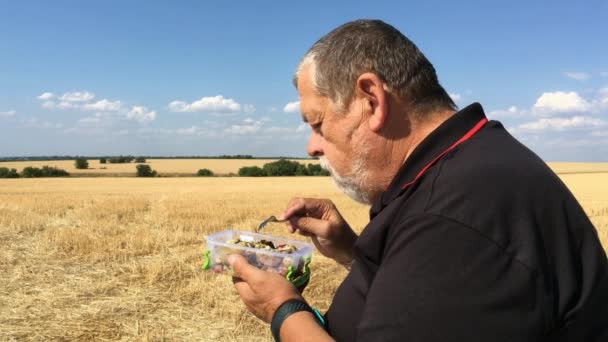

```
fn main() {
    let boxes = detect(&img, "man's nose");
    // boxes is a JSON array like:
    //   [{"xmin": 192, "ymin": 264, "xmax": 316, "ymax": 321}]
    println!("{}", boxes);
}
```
[{"xmin": 306, "ymin": 131, "xmax": 323, "ymax": 157}]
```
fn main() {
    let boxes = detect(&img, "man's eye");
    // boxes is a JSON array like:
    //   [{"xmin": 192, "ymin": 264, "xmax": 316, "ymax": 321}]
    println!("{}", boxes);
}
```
[{"xmin": 311, "ymin": 123, "xmax": 323, "ymax": 135}]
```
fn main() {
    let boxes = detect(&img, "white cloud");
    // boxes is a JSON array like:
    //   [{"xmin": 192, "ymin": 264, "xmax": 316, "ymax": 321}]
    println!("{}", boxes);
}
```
[
  {"xmin": 516, "ymin": 116, "xmax": 605, "ymax": 132},
  {"xmin": 168, "ymin": 95, "xmax": 242, "ymax": 113},
  {"xmin": 127, "ymin": 106, "xmax": 156, "ymax": 123},
  {"xmin": 82, "ymin": 99, "xmax": 122, "ymax": 112},
  {"xmin": 62, "ymin": 126, "xmax": 104, "ymax": 135},
  {"xmin": 37, "ymin": 92, "xmax": 55, "ymax": 100},
  {"xmin": 296, "ymin": 123, "xmax": 308, "ymax": 133},
  {"xmin": 563, "ymin": 72, "xmax": 590, "ymax": 81},
  {"xmin": 38, "ymin": 89, "xmax": 156, "ymax": 124},
  {"xmin": 533, "ymin": 91, "xmax": 589, "ymax": 113},
  {"xmin": 24, "ymin": 118, "xmax": 63, "ymax": 129},
  {"xmin": 264, "ymin": 126, "xmax": 293, "ymax": 134},
  {"xmin": 225, "ymin": 120, "xmax": 263, "ymax": 135},
  {"xmin": 135, "ymin": 125, "xmax": 220, "ymax": 139},
  {"xmin": 42, "ymin": 101, "xmax": 56, "ymax": 109},
  {"xmin": 173, "ymin": 125, "xmax": 221, "ymax": 137},
  {"xmin": 59, "ymin": 91, "xmax": 95, "ymax": 102},
  {"xmin": 0, "ymin": 110, "xmax": 16, "ymax": 117},
  {"xmin": 596, "ymin": 88, "xmax": 608, "ymax": 109},
  {"xmin": 76, "ymin": 113, "xmax": 108, "ymax": 127},
  {"xmin": 489, "ymin": 106, "xmax": 522, "ymax": 118},
  {"xmin": 57, "ymin": 101, "xmax": 77, "ymax": 109},
  {"xmin": 264, "ymin": 123, "xmax": 309, "ymax": 135},
  {"xmin": 137, "ymin": 127, "xmax": 174, "ymax": 135},
  {"xmin": 449, "ymin": 93, "xmax": 461, "ymax": 102},
  {"xmin": 492, "ymin": 88, "xmax": 608, "ymax": 120},
  {"xmin": 283, "ymin": 101, "xmax": 300, "ymax": 113},
  {"xmin": 599, "ymin": 71, "xmax": 608, "ymax": 77},
  {"xmin": 175, "ymin": 126, "xmax": 202, "ymax": 135},
  {"xmin": 243, "ymin": 104, "xmax": 256, "ymax": 114},
  {"xmin": 243, "ymin": 118, "xmax": 255, "ymax": 124},
  {"xmin": 78, "ymin": 116, "xmax": 102, "ymax": 125},
  {"xmin": 41, "ymin": 100, "xmax": 78, "ymax": 109}
]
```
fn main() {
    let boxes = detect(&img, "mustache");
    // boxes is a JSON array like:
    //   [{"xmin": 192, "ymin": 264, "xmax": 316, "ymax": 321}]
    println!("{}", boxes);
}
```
[{"xmin": 319, "ymin": 157, "xmax": 332, "ymax": 173}]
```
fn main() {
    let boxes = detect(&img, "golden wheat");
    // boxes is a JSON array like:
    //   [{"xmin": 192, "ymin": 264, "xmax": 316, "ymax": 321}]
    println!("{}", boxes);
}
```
[
  {"xmin": 0, "ymin": 171, "xmax": 606, "ymax": 340},
  {"xmin": 0, "ymin": 178, "xmax": 367, "ymax": 341},
  {"xmin": 548, "ymin": 162, "xmax": 608, "ymax": 174}
]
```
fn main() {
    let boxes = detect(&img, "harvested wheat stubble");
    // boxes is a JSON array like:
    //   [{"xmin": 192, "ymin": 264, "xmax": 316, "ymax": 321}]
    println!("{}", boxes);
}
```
[
  {"xmin": 0, "ymin": 178, "xmax": 363, "ymax": 341},
  {"xmin": 0, "ymin": 172, "xmax": 606, "ymax": 340}
]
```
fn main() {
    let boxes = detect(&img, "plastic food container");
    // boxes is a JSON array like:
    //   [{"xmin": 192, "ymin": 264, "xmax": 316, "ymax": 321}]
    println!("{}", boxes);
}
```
[{"xmin": 202, "ymin": 230, "xmax": 313, "ymax": 287}]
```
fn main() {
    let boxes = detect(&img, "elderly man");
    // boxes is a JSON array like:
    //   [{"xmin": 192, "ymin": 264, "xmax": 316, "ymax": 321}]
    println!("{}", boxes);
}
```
[{"xmin": 228, "ymin": 20, "xmax": 608, "ymax": 341}]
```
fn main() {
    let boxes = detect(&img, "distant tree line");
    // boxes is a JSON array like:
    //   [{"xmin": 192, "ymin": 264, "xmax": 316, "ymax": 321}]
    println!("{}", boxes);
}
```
[
  {"xmin": 0, "ymin": 166, "xmax": 70, "ymax": 178},
  {"xmin": 98, "ymin": 156, "xmax": 146, "ymax": 164},
  {"xmin": 0, "ymin": 158, "xmax": 328, "ymax": 178},
  {"xmin": 75, "ymin": 157, "xmax": 147, "ymax": 169},
  {"xmin": 0, "ymin": 155, "xmax": 319, "ymax": 162},
  {"xmin": 238, "ymin": 159, "xmax": 329, "ymax": 177}
]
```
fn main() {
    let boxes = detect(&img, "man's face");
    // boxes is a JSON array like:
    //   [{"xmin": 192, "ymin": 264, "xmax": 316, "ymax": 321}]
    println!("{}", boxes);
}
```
[{"xmin": 297, "ymin": 66, "xmax": 373, "ymax": 204}]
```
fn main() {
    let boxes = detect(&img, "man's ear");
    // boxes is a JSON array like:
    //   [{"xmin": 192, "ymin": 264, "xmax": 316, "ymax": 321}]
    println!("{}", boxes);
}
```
[{"xmin": 355, "ymin": 73, "xmax": 388, "ymax": 132}]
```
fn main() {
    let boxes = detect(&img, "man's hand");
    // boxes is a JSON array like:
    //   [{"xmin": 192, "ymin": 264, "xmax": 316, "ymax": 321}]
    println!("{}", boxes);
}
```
[
  {"xmin": 229, "ymin": 254, "xmax": 304, "ymax": 323},
  {"xmin": 279, "ymin": 198, "xmax": 357, "ymax": 268}
]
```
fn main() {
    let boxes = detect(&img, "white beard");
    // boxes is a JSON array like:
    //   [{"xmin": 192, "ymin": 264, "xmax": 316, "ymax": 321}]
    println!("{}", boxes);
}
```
[{"xmin": 319, "ymin": 155, "xmax": 372, "ymax": 205}]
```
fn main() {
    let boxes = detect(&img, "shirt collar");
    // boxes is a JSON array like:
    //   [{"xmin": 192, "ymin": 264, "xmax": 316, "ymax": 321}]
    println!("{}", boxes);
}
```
[{"xmin": 370, "ymin": 102, "xmax": 488, "ymax": 217}]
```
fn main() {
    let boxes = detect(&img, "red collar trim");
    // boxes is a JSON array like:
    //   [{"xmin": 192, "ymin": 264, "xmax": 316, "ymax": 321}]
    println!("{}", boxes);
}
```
[{"xmin": 400, "ymin": 117, "xmax": 488, "ymax": 191}]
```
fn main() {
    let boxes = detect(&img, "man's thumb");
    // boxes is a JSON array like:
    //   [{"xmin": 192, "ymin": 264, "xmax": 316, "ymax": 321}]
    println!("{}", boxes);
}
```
[{"xmin": 228, "ymin": 254, "xmax": 259, "ymax": 281}]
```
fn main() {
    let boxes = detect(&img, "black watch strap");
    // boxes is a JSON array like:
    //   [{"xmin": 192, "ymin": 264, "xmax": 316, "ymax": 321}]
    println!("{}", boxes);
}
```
[{"xmin": 270, "ymin": 299, "xmax": 323, "ymax": 341}]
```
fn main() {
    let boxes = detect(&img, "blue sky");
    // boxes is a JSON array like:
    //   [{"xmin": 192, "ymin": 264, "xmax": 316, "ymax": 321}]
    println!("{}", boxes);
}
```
[{"xmin": 1, "ymin": 1, "xmax": 607, "ymax": 160}]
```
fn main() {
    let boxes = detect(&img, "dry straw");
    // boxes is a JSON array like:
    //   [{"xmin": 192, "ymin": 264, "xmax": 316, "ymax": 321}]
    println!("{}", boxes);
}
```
[{"xmin": 0, "ymin": 163, "xmax": 606, "ymax": 340}]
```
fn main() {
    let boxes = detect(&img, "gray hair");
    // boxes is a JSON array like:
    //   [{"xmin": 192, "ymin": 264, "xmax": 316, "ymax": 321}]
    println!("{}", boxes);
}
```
[{"xmin": 294, "ymin": 19, "xmax": 456, "ymax": 116}]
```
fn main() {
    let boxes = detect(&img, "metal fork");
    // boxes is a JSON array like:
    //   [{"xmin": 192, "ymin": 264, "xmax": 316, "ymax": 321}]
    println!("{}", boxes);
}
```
[{"xmin": 257, "ymin": 215, "xmax": 287, "ymax": 232}]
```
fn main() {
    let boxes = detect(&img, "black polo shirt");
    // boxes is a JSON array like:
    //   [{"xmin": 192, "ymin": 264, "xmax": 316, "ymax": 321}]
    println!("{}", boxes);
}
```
[{"xmin": 324, "ymin": 103, "xmax": 608, "ymax": 341}]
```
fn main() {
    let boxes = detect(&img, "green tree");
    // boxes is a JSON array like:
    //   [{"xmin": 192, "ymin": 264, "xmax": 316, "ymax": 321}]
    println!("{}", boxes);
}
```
[
  {"xmin": 22, "ymin": 166, "xmax": 69, "ymax": 177},
  {"xmin": 100, "ymin": 158, "xmax": 107, "ymax": 164},
  {"xmin": 295, "ymin": 163, "xmax": 310, "ymax": 176},
  {"xmin": 307, "ymin": 163, "xmax": 330, "ymax": 176},
  {"xmin": 136, "ymin": 164, "xmax": 157, "ymax": 177},
  {"xmin": 21, "ymin": 166, "xmax": 43, "ymax": 178},
  {"xmin": 74, "ymin": 158, "xmax": 89, "ymax": 169},
  {"xmin": 0, "ymin": 167, "xmax": 19, "ymax": 178},
  {"xmin": 108, "ymin": 155, "xmax": 135, "ymax": 163},
  {"xmin": 197, "ymin": 168, "xmax": 214, "ymax": 177},
  {"xmin": 262, "ymin": 159, "xmax": 300, "ymax": 176},
  {"xmin": 238, "ymin": 166, "xmax": 266, "ymax": 177},
  {"xmin": 135, "ymin": 157, "xmax": 146, "ymax": 163}
]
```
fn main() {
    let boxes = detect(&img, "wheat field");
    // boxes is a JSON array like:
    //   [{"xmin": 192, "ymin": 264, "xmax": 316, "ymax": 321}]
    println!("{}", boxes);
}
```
[
  {"xmin": 0, "ymin": 168, "xmax": 607, "ymax": 340},
  {"xmin": 0, "ymin": 159, "xmax": 320, "ymax": 176}
]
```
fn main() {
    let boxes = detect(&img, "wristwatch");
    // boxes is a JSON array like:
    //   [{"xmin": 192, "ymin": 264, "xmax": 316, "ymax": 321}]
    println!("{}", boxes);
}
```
[{"xmin": 270, "ymin": 299, "xmax": 326, "ymax": 341}]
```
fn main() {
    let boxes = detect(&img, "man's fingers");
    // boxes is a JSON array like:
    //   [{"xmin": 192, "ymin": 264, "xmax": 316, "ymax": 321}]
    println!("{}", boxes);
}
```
[
  {"xmin": 233, "ymin": 277, "xmax": 255, "ymax": 297},
  {"xmin": 279, "ymin": 198, "xmax": 307, "ymax": 220},
  {"xmin": 228, "ymin": 254, "xmax": 263, "ymax": 282},
  {"xmin": 280, "ymin": 197, "xmax": 332, "ymax": 221},
  {"xmin": 289, "ymin": 216, "xmax": 331, "ymax": 238}
]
